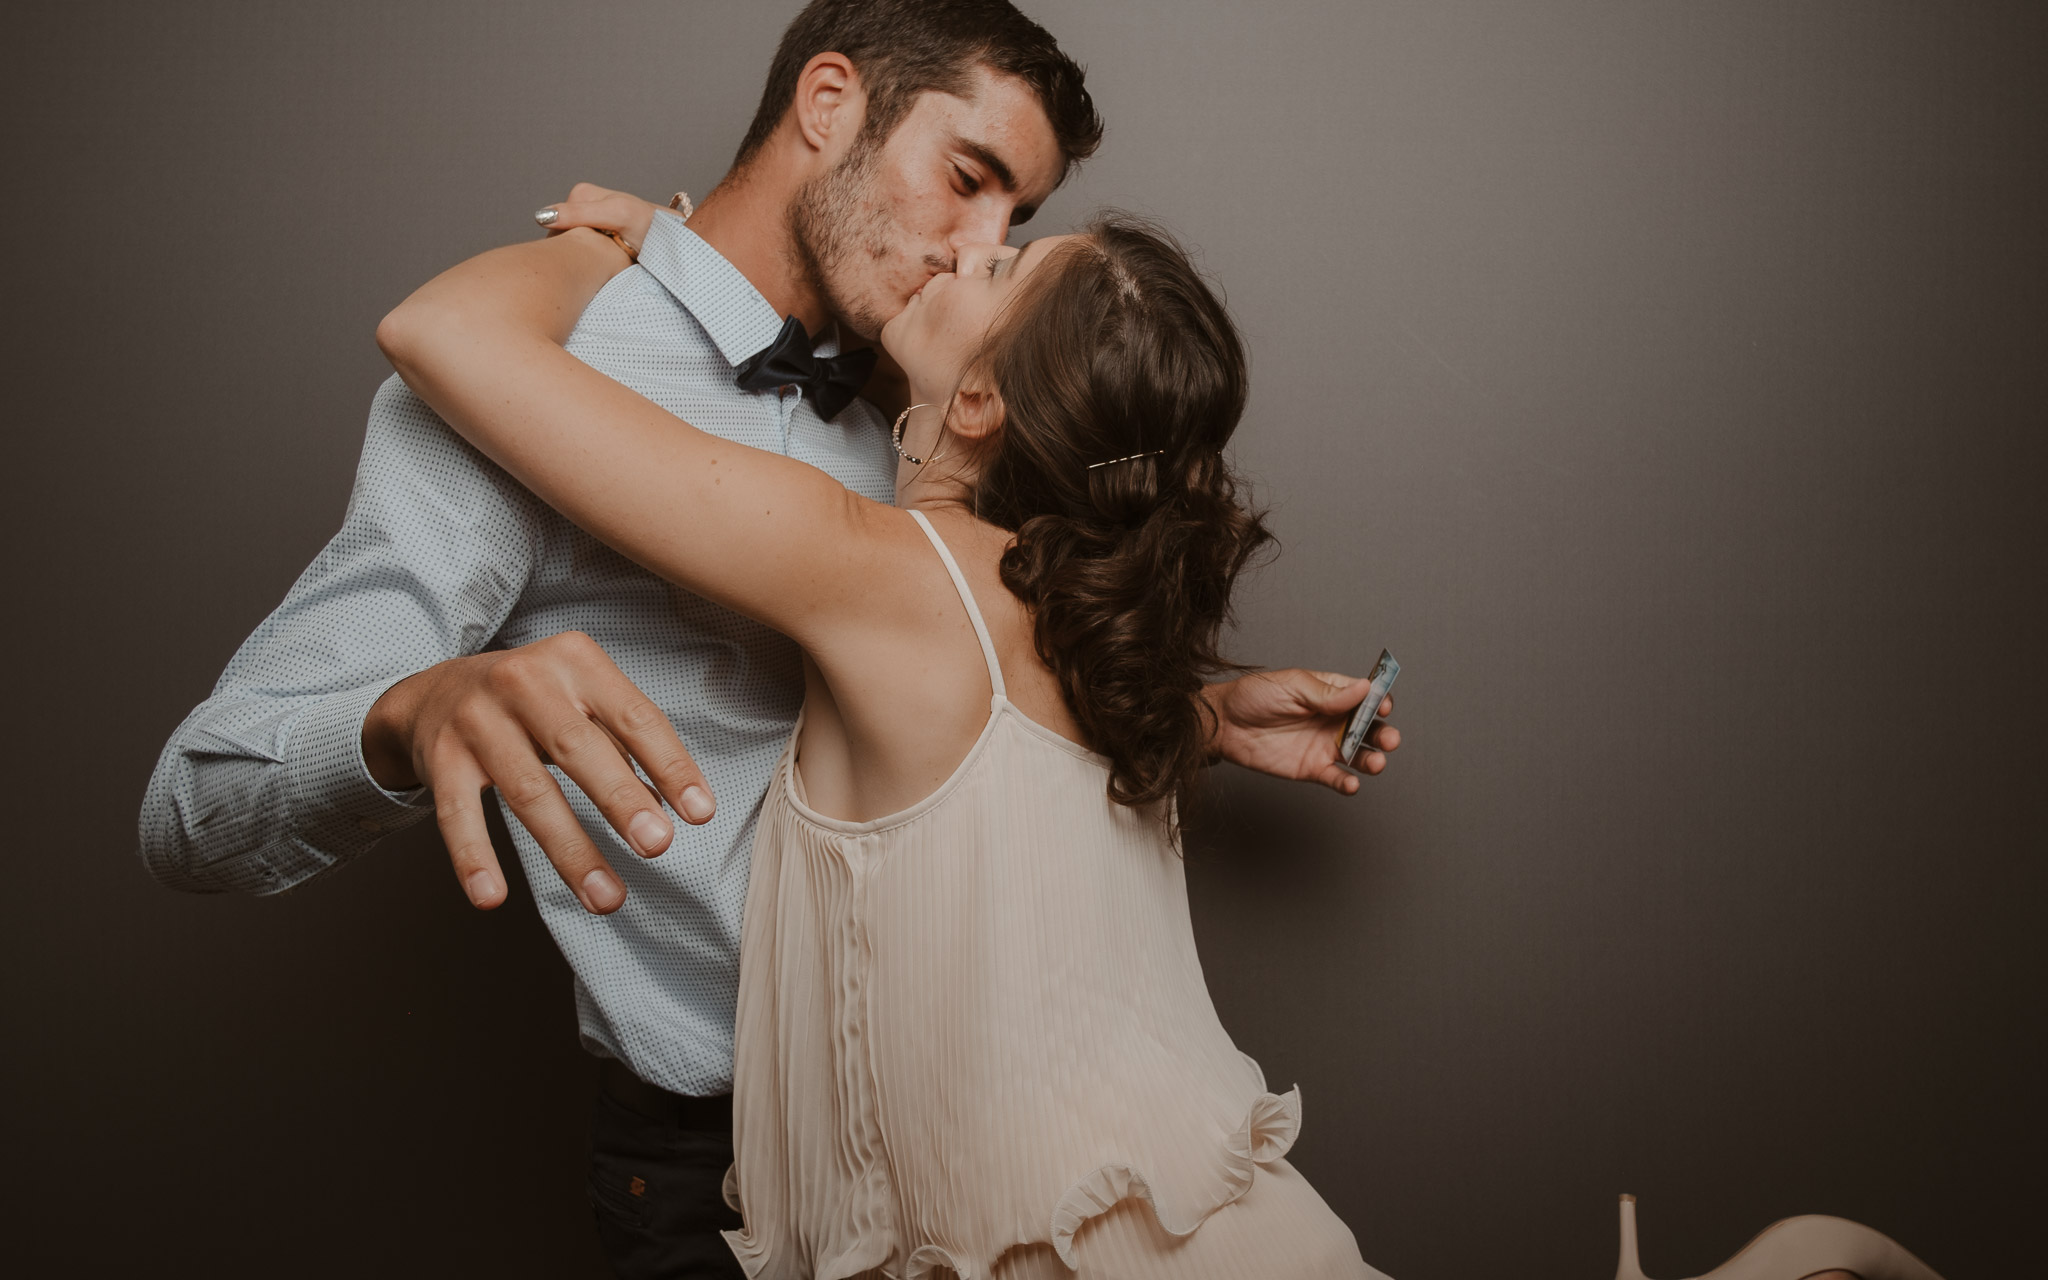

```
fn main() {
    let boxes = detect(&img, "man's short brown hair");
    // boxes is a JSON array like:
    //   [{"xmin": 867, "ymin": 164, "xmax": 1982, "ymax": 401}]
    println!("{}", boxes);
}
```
[{"xmin": 733, "ymin": 0, "xmax": 1103, "ymax": 184}]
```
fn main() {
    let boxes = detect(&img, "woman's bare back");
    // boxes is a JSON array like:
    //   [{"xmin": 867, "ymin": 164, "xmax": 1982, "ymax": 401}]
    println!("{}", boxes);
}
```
[{"xmin": 790, "ymin": 504, "xmax": 1087, "ymax": 823}]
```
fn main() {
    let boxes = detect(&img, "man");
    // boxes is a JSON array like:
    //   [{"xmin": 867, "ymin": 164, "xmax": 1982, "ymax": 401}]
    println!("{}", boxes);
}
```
[{"xmin": 140, "ymin": 1, "xmax": 1397, "ymax": 1273}]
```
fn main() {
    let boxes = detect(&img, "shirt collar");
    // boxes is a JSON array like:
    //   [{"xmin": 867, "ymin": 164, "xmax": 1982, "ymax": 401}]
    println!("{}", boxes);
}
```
[{"xmin": 634, "ymin": 210, "xmax": 788, "ymax": 368}]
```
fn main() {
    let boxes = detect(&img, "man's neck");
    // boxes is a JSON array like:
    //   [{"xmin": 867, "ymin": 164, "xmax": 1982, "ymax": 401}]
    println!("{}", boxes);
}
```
[{"xmin": 686, "ymin": 169, "xmax": 831, "ymax": 337}]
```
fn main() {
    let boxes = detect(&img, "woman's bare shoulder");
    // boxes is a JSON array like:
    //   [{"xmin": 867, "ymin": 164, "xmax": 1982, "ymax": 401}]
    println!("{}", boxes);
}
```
[{"xmin": 909, "ymin": 508, "xmax": 1087, "ymax": 746}]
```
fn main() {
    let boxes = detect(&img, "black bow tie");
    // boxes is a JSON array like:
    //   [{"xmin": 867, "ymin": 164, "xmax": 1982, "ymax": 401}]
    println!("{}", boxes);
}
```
[{"xmin": 732, "ymin": 315, "xmax": 877, "ymax": 423}]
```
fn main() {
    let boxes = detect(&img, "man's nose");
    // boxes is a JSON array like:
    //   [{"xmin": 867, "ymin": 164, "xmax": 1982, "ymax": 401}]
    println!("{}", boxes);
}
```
[
  {"xmin": 951, "ymin": 205, "xmax": 1013, "ymax": 251},
  {"xmin": 956, "ymin": 240, "xmax": 1006, "ymax": 267}
]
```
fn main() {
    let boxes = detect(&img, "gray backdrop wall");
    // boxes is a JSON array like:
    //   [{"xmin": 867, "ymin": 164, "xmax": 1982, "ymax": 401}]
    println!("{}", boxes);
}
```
[{"xmin": 4, "ymin": 1, "xmax": 2041, "ymax": 1275}]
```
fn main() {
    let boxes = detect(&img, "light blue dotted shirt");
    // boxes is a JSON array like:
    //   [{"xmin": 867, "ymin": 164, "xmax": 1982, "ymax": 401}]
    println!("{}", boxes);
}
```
[{"xmin": 139, "ymin": 211, "xmax": 898, "ymax": 1095}]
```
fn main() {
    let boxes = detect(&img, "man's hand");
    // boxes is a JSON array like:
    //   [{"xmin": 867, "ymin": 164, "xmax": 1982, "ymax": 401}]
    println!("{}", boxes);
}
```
[
  {"xmin": 1204, "ymin": 669, "xmax": 1402, "ymax": 795},
  {"xmin": 362, "ymin": 631, "xmax": 714, "ymax": 914}
]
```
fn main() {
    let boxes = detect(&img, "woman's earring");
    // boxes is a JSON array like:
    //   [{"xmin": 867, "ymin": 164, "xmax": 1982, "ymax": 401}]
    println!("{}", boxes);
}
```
[{"xmin": 892, "ymin": 403, "xmax": 934, "ymax": 466}]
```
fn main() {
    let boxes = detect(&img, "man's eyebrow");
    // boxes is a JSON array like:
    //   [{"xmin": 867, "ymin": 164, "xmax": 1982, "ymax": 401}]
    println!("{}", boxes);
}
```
[
  {"xmin": 955, "ymin": 135, "xmax": 1041, "ymax": 225},
  {"xmin": 955, "ymin": 136, "xmax": 1018, "ymax": 194}
]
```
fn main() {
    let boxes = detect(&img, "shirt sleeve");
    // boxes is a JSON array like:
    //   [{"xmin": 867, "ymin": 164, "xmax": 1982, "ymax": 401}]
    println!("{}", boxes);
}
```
[{"xmin": 138, "ymin": 376, "xmax": 541, "ymax": 895}]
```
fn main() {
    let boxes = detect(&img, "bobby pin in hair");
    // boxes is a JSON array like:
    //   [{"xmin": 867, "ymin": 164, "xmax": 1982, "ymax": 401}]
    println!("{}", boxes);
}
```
[{"xmin": 1086, "ymin": 450, "xmax": 1166, "ymax": 470}]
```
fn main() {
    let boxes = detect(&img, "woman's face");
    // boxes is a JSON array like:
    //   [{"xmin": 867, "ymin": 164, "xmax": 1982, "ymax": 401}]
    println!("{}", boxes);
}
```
[{"xmin": 880, "ymin": 235, "xmax": 1077, "ymax": 400}]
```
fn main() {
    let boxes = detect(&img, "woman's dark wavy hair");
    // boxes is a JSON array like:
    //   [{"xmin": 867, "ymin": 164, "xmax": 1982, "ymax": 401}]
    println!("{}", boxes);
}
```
[{"xmin": 963, "ymin": 214, "xmax": 1273, "ymax": 810}]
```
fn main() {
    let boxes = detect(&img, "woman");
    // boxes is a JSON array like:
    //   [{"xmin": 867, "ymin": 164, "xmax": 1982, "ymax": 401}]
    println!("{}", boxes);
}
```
[{"xmin": 379, "ymin": 204, "xmax": 1396, "ymax": 1279}]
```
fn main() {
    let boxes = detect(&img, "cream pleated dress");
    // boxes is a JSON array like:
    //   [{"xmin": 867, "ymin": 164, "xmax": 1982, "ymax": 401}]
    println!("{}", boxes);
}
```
[{"xmin": 721, "ymin": 511, "xmax": 1387, "ymax": 1280}]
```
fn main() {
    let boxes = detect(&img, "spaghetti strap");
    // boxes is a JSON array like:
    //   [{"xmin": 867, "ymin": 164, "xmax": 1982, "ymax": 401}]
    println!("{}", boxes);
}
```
[{"xmin": 907, "ymin": 509, "xmax": 1006, "ymax": 698}]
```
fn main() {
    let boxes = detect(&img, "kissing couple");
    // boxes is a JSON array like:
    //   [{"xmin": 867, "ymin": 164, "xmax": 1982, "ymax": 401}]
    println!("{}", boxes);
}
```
[{"xmin": 143, "ymin": 1, "xmax": 1403, "ymax": 1276}]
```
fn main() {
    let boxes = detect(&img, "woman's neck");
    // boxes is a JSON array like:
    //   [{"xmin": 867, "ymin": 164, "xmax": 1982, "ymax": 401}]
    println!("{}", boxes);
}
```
[
  {"xmin": 893, "ymin": 413, "xmax": 981, "ymax": 513},
  {"xmin": 898, "ymin": 466, "xmax": 976, "ymax": 515},
  {"xmin": 892, "ymin": 387, "xmax": 989, "ymax": 514}
]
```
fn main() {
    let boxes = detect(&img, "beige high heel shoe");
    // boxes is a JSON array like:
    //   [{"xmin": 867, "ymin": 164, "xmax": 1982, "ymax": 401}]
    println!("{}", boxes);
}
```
[{"xmin": 1614, "ymin": 1194, "xmax": 1945, "ymax": 1280}]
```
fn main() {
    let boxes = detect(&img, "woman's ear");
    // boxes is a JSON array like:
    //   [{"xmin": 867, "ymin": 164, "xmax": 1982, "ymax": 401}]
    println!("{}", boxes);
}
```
[
  {"xmin": 947, "ymin": 377, "xmax": 1007, "ymax": 442},
  {"xmin": 791, "ymin": 53, "xmax": 865, "ymax": 156}
]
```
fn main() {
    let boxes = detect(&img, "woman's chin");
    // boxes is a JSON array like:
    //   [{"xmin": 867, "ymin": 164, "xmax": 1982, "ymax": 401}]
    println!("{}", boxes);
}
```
[{"xmin": 877, "ymin": 321, "xmax": 926, "ymax": 383}]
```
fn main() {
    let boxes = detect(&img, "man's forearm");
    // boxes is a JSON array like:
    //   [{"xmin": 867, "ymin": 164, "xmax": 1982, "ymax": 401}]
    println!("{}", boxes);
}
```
[
  {"xmin": 139, "ymin": 681, "xmax": 434, "ymax": 896},
  {"xmin": 137, "ymin": 376, "xmax": 539, "ymax": 895}
]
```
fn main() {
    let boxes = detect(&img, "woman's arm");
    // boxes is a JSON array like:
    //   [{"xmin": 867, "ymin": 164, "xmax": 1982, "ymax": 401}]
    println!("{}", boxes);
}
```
[{"xmin": 375, "ymin": 229, "xmax": 909, "ymax": 651}]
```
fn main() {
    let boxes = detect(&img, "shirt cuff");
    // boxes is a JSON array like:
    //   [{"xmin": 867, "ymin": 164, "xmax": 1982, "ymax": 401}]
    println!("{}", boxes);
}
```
[{"xmin": 283, "ymin": 677, "xmax": 437, "ymax": 853}]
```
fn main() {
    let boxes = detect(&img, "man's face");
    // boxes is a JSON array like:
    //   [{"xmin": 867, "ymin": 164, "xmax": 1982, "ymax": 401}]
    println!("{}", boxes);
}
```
[{"xmin": 788, "ymin": 66, "xmax": 1066, "ymax": 341}]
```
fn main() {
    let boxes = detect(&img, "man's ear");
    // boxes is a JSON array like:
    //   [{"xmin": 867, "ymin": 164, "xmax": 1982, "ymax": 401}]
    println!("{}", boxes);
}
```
[
  {"xmin": 948, "ymin": 377, "xmax": 1007, "ymax": 442},
  {"xmin": 791, "ymin": 53, "xmax": 865, "ymax": 158}
]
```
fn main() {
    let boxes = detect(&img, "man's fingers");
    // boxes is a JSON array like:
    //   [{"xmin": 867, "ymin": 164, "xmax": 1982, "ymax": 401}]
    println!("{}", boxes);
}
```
[
  {"xmin": 433, "ymin": 632, "xmax": 703, "ymax": 916},
  {"xmin": 472, "ymin": 733, "xmax": 627, "ymax": 915},
  {"xmin": 1342, "ymin": 712, "xmax": 1397, "ymax": 774},
  {"xmin": 1314, "ymin": 761, "xmax": 1362, "ymax": 795},
  {"xmin": 532, "ymin": 630, "xmax": 715, "ymax": 831},
  {"xmin": 597, "ymin": 689, "xmax": 716, "ymax": 826},
  {"xmin": 536, "ymin": 712, "xmax": 681, "ymax": 859},
  {"xmin": 1349, "ymin": 748, "xmax": 1389, "ymax": 775},
  {"xmin": 1307, "ymin": 675, "xmax": 1396, "ymax": 719},
  {"xmin": 1308, "ymin": 670, "xmax": 1376, "ymax": 714},
  {"xmin": 427, "ymin": 757, "xmax": 509, "ymax": 909}
]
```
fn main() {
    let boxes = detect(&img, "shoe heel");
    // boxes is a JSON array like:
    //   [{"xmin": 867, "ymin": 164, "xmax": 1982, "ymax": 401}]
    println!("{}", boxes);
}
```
[
  {"xmin": 1613, "ymin": 1193, "xmax": 1945, "ymax": 1280},
  {"xmin": 1616, "ymin": 1194, "xmax": 1650, "ymax": 1280}
]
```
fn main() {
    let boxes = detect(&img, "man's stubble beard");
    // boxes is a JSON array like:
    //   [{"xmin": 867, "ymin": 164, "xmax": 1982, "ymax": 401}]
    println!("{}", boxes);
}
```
[{"xmin": 787, "ymin": 136, "xmax": 896, "ymax": 341}]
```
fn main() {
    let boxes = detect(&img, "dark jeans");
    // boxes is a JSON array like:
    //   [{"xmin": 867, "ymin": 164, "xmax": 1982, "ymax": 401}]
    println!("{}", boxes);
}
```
[{"xmin": 587, "ymin": 1071, "xmax": 745, "ymax": 1279}]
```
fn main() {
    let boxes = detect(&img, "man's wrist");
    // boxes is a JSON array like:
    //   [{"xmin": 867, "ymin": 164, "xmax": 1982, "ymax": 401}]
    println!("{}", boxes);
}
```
[
  {"xmin": 362, "ymin": 670, "xmax": 427, "ymax": 791},
  {"xmin": 278, "ymin": 677, "xmax": 437, "ymax": 860},
  {"xmin": 1200, "ymin": 679, "xmax": 1232, "ymax": 765}
]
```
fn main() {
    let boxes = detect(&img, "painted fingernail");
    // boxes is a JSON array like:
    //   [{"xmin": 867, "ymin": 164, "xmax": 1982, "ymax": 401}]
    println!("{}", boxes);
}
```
[
  {"xmin": 582, "ymin": 867, "xmax": 625, "ymax": 912},
  {"xmin": 680, "ymin": 786, "xmax": 716, "ymax": 823},
  {"xmin": 628, "ymin": 809, "xmax": 672, "ymax": 855},
  {"xmin": 533, "ymin": 207, "xmax": 560, "ymax": 226},
  {"xmin": 464, "ymin": 869, "xmax": 498, "ymax": 906}
]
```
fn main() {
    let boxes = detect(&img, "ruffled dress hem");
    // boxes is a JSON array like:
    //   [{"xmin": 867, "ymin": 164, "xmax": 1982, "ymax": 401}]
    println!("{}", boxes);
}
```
[
  {"xmin": 722, "ymin": 1087, "xmax": 1303, "ymax": 1280},
  {"xmin": 1044, "ymin": 1087, "xmax": 1302, "ymax": 1271}
]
